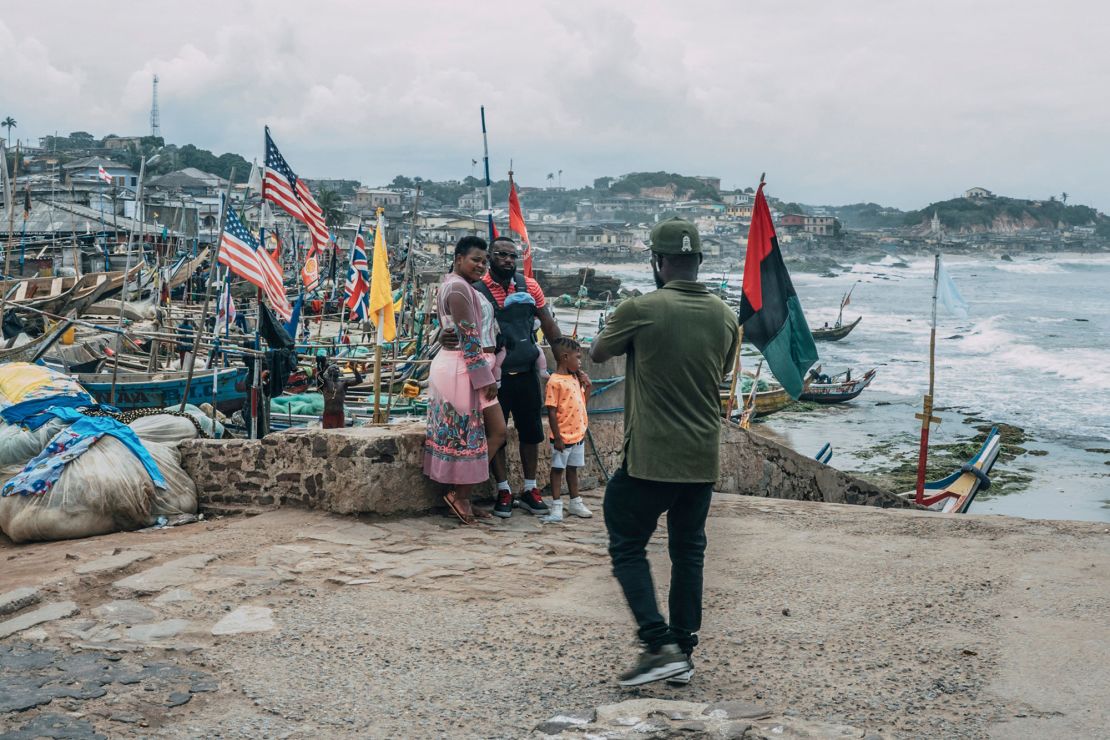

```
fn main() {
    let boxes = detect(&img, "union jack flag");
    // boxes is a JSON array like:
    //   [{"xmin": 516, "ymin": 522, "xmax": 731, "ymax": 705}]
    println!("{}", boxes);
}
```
[
  {"xmin": 263, "ymin": 128, "xmax": 327, "ymax": 251},
  {"xmin": 344, "ymin": 227, "xmax": 370, "ymax": 320},
  {"xmin": 218, "ymin": 207, "xmax": 292, "ymax": 321}
]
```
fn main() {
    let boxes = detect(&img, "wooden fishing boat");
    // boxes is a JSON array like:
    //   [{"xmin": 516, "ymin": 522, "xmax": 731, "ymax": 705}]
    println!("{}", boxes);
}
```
[
  {"xmin": 0, "ymin": 319, "xmax": 74, "ymax": 364},
  {"xmin": 812, "ymin": 315, "xmax": 861, "ymax": 341},
  {"xmin": 800, "ymin": 367, "xmax": 877, "ymax": 404},
  {"xmin": 76, "ymin": 366, "xmax": 248, "ymax": 412},
  {"xmin": 164, "ymin": 248, "xmax": 210, "ymax": 290},
  {"xmin": 899, "ymin": 427, "xmax": 1001, "ymax": 514},
  {"xmin": 720, "ymin": 383, "xmax": 793, "ymax": 419},
  {"xmin": 0, "ymin": 263, "xmax": 145, "ymax": 318}
]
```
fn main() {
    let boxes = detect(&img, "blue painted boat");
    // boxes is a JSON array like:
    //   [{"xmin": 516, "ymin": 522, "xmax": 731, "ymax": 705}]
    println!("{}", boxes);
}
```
[{"xmin": 77, "ymin": 367, "xmax": 248, "ymax": 412}]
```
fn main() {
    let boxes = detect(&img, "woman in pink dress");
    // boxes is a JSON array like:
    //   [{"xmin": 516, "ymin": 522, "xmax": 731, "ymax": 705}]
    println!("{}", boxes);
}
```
[{"xmin": 424, "ymin": 237, "xmax": 505, "ymax": 524}]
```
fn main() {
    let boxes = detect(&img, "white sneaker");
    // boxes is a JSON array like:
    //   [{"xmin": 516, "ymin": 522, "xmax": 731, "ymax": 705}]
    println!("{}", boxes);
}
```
[
  {"xmin": 541, "ymin": 502, "xmax": 564, "ymax": 523},
  {"xmin": 566, "ymin": 497, "xmax": 593, "ymax": 518}
]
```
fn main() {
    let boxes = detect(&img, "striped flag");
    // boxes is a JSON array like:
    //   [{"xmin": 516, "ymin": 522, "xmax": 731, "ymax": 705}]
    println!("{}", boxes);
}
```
[
  {"xmin": 344, "ymin": 226, "xmax": 370, "ymax": 320},
  {"xmin": 218, "ymin": 207, "xmax": 292, "ymax": 320},
  {"xmin": 262, "ymin": 127, "xmax": 330, "ymax": 252},
  {"xmin": 295, "ymin": 179, "xmax": 330, "ymax": 252}
]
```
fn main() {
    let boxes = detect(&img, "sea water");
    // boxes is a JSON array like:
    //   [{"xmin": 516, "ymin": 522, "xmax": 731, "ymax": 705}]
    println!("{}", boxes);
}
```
[{"xmin": 551, "ymin": 253, "xmax": 1110, "ymax": 523}]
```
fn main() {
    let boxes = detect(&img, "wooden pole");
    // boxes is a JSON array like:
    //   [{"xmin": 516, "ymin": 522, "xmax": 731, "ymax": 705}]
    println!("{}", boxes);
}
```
[
  {"xmin": 371, "ymin": 321, "xmax": 385, "ymax": 423},
  {"xmin": 724, "ymin": 325, "xmax": 746, "ymax": 419},
  {"xmin": 109, "ymin": 154, "xmax": 149, "ymax": 405},
  {"xmin": 401, "ymin": 186, "xmax": 421, "ymax": 336},
  {"xmin": 4, "ymin": 141, "xmax": 19, "ymax": 278},
  {"xmin": 179, "ymin": 168, "xmax": 236, "ymax": 412},
  {"xmin": 914, "ymin": 254, "xmax": 942, "ymax": 504}
]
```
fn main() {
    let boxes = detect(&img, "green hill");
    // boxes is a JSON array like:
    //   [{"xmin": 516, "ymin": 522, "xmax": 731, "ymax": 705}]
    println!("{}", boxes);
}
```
[
  {"xmin": 609, "ymin": 172, "xmax": 721, "ymax": 201},
  {"xmin": 904, "ymin": 196, "xmax": 1101, "ymax": 232}
]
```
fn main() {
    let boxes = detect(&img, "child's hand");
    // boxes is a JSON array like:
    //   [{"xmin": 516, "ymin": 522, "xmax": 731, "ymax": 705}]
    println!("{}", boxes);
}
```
[
  {"xmin": 576, "ymin": 371, "xmax": 592, "ymax": 393},
  {"xmin": 553, "ymin": 439, "xmax": 566, "ymax": 451}
]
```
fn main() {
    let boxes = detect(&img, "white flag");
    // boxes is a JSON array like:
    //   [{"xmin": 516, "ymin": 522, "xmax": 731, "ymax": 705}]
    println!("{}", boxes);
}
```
[{"xmin": 937, "ymin": 258, "xmax": 968, "ymax": 319}]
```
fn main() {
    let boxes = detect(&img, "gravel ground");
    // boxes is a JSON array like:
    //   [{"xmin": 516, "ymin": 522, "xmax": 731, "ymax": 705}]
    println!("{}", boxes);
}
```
[{"xmin": 1, "ymin": 493, "xmax": 1107, "ymax": 738}]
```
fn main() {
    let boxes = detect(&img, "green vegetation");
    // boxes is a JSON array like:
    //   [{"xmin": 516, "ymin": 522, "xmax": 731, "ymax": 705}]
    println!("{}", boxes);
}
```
[
  {"xmin": 827, "ymin": 202, "xmax": 908, "ymax": 229},
  {"xmin": 904, "ymin": 195, "xmax": 1101, "ymax": 231},
  {"xmin": 609, "ymin": 171, "xmax": 721, "ymax": 202}
]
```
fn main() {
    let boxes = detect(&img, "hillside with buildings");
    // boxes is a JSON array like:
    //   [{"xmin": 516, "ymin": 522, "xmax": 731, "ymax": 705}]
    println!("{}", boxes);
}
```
[{"xmin": 903, "ymin": 187, "xmax": 1104, "ymax": 235}]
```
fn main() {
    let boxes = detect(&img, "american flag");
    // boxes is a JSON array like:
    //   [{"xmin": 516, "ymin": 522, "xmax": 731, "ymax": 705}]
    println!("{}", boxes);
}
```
[
  {"xmin": 263, "ymin": 128, "xmax": 329, "ymax": 251},
  {"xmin": 263, "ymin": 128, "xmax": 303, "ymax": 221},
  {"xmin": 218, "ymin": 207, "xmax": 293, "ymax": 321},
  {"xmin": 296, "ymin": 179, "xmax": 330, "ymax": 252},
  {"xmin": 344, "ymin": 227, "xmax": 370, "ymax": 320}
]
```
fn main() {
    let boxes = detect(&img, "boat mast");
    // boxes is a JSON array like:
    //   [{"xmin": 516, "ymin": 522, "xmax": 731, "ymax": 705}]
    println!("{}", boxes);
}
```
[
  {"xmin": 914, "ymin": 254, "xmax": 942, "ymax": 504},
  {"xmin": 480, "ymin": 106, "xmax": 494, "ymax": 240},
  {"xmin": 109, "ymin": 153, "xmax": 151, "ymax": 405}
]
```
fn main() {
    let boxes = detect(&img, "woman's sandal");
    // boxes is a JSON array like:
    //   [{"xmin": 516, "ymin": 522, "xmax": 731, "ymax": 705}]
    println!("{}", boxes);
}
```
[{"xmin": 443, "ymin": 491, "xmax": 476, "ymax": 526}]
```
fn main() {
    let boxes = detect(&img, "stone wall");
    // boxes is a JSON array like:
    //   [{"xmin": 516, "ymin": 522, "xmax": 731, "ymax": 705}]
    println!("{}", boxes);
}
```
[{"xmin": 178, "ymin": 416, "xmax": 912, "ymax": 516}]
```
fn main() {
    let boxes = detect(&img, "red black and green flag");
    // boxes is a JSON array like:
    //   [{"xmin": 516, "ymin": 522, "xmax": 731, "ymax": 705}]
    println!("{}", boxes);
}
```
[{"xmin": 738, "ymin": 182, "xmax": 818, "ymax": 398}]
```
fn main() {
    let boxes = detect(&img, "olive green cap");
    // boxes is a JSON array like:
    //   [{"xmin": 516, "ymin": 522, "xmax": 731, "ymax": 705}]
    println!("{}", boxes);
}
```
[{"xmin": 649, "ymin": 217, "xmax": 701, "ymax": 255}]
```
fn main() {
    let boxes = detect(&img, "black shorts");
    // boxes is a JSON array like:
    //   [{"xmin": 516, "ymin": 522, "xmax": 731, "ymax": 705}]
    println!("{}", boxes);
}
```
[{"xmin": 498, "ymin": 370, "xmax": 545, "ymax": 445}]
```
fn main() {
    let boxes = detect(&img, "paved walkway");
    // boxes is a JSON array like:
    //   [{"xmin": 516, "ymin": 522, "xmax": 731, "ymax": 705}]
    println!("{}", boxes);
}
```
[{"xmin": 1, "ymin": 493, "xmax": 1107, "ymax": 738}]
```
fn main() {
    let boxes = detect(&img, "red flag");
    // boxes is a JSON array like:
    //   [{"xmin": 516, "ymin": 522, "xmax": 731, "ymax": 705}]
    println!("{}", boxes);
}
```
[{"xmin": 508, "ymin": 176, "xmax": 533, "ymax": 278}]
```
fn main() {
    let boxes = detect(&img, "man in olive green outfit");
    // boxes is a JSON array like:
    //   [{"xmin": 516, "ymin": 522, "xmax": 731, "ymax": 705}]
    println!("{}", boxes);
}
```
[{"xmin": 590, "ymin": 218, "xmax": 740, "ymax": 687}]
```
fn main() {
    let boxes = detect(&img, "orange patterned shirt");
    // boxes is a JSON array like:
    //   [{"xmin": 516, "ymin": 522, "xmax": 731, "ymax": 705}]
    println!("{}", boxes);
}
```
[{"xmin": 544, "ymin": 372, "xmax": 588, "ymax": 445}]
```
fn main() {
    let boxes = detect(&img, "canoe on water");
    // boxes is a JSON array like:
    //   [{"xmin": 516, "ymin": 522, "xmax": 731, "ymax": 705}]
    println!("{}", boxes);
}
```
[
  {"xmin": 812, "ymin": 316, "xmax": 861, "ymax": 341},
  {"xmin": 899, "ymin": 427, "xmax": 1002, "ymax": 514},
  {"xmin": 800, "ymin": 368, "xmax": 877, "ymax": 404}
]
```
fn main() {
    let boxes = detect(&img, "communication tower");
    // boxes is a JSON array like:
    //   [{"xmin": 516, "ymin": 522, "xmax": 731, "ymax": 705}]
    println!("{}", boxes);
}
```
[{"xmin": 150, "ymin": 74, "xmax": 161, "ymax": 139}]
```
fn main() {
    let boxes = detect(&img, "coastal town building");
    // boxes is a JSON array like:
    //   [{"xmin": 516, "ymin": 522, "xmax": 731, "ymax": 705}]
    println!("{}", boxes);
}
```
[
  {"xmin": 803, "ymin": 215, "xmax": 839, "ymax": 236},
  {"xmin": 63, "ymin": 156, "xmax": 137, "ymax": 188},
  {"xmin": 964, "ymin": 186, "xmax": 993, "ymax": 199},
  {"xmin": 457, "ymin": 189, "xmax": 485, "ymax": 211},
  {"xmin": 353, "ymin": 187, "xmax": 401, "ymax": 211}
]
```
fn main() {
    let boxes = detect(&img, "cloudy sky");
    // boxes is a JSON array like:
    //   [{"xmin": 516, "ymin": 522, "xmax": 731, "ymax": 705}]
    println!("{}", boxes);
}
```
[{"xmin": 3, "ymin": 0, "xmax": 1108, "ymax": 210}]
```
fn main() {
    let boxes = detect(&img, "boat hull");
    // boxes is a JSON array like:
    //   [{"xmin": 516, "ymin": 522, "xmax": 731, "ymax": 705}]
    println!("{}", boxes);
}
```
[
  {"xmin": 812, "ymin": 316, "xmax": 862, "ymax": 341},
  {"xmin": 800, "ymin": 369, "xmax": 876, "ymax": 404},
  {"xmin": 79, "ymin": 367, "xmax": 248, "ymax": 412}
]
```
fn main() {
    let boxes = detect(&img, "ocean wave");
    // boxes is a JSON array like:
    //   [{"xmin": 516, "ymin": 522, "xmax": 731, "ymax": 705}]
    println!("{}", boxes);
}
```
[{"xmin": 994, "ymin": 261, "xmax": 1068, "ymax": 275}]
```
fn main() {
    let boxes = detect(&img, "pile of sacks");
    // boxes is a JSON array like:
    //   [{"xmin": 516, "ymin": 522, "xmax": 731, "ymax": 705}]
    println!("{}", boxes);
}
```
[{"xmin": 0, "ymin": 363, "xmax": 215, "ymax": 544}]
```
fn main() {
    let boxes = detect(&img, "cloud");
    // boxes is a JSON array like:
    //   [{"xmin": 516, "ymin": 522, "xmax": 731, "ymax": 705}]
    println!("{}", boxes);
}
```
[{"xmin": 3, "ymin": 0, "xmax": 1110, "ymax": 209}]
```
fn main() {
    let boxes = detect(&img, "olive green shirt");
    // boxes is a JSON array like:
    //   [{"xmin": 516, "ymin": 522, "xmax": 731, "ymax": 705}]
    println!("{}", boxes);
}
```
[{"xmin": 593, "ymin": 280, "xmax": 739, "ymax": 483}]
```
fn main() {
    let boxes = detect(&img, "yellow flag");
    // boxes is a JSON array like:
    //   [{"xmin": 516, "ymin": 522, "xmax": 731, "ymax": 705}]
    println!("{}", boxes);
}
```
[{"xmin": 368, "ymin": 211, "xmax": 397, "ymax": 341}]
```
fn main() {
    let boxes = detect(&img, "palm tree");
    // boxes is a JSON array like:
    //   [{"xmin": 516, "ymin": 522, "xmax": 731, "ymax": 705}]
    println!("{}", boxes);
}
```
[
  {"xmin": 1061, "ymin": 191, "xmax": 1068, "ymax": 205},
  {"xmin": 316, "ymin": 188, "xmax": 345, "ymax": 229},
  {"xmin": 1, "ymin": 116, "xmax": 15, "ymax": 145}
]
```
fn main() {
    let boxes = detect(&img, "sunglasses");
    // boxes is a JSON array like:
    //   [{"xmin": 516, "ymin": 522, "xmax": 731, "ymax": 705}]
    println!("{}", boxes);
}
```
[{"xmin": 492, "ymin": 251, "xmax": 518, "ymax": 259}]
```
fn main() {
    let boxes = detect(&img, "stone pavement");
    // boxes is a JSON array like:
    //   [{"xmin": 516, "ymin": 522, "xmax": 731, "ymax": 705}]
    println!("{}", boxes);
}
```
[{"xmin": 1, "ymin": 492, "xmax": 1106, "ymax": 738}]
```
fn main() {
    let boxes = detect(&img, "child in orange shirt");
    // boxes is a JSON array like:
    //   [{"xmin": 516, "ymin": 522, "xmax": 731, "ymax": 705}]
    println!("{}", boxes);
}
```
[{"xmin": 542, "ymin": 337, "xmax": 593, "ymax": 523}]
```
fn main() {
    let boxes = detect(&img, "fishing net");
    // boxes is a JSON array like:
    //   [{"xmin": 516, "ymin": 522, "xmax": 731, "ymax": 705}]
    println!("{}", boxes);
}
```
[
  {"xmin": 270, "ymin": 393, "xmax": 325, "ymax": 416},
  {"xmin": 0, "ymin": 419, "xmax": 69, "ymax": 468},
  {"xmin": 0, "ymin": 438, "xmax": 196, "ymax": 544}
]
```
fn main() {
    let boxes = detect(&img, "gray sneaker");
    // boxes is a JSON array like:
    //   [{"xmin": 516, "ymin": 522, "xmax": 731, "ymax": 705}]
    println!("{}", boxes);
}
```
[
  {"xmin": 618, "ymin": 643, "xmax": 692, "ymax": 687},
  {"xmin": 666, "ymin": 655, "xmax": 694, "ymax": 685}
]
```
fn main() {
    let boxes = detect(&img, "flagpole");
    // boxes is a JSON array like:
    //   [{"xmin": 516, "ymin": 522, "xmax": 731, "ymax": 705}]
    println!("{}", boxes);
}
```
[
  {"xmin": 914, "ymin": 253, "xmax": 942, "ymax": 504},
  {"xmin": 401, "ymin": 185, "xmax": 421, "ymax": 336},
  {"xmin": 371, "ymin": 208, "xmax": 388, "ymax": 424},
  {"xmin": 178, "ymin": 169, "xmax": 235, "ymax": 413},
  {"xmin": 480, "ymin": 106, "xmax": 494, "ymax": 240}
]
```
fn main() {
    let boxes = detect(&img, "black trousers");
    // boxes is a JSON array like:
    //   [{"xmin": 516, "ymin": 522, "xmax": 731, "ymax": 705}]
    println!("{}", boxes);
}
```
[{"xmin": 603, "ymin": 465, "xmax": 713, "ymax": 655}]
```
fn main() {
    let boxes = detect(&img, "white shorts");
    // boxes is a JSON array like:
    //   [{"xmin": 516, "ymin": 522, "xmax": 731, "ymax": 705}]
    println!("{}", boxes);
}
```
[{"xmin": 550, "ymin": 440, "xmax": 586, "ymax": 469}]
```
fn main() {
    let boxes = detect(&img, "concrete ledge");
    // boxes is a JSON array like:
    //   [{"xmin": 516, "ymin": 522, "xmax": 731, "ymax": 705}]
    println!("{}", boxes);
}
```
[{"xmin": 179, "ymin": 417, "xmax": 912, "ymax": 516}]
